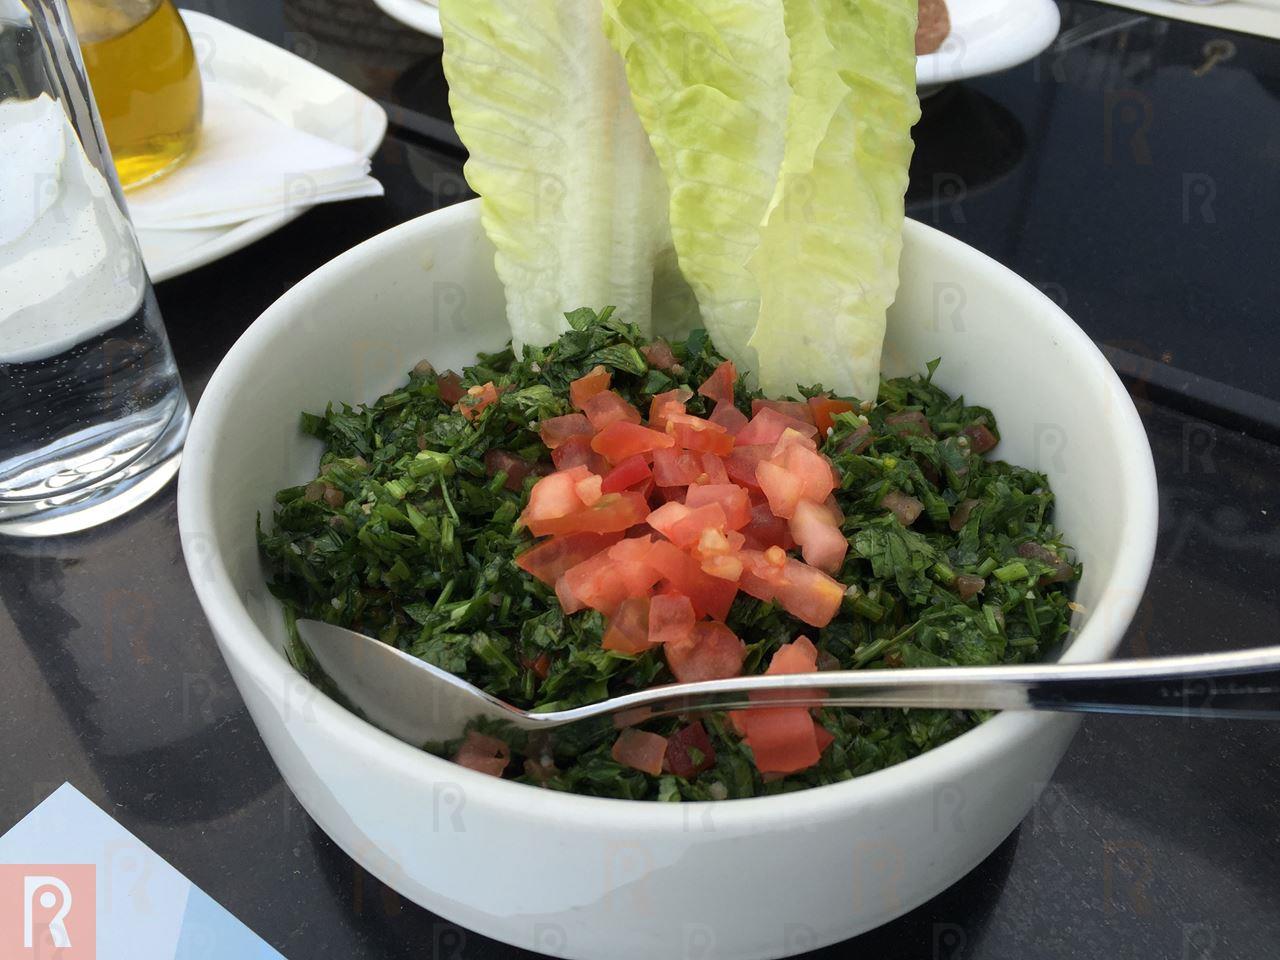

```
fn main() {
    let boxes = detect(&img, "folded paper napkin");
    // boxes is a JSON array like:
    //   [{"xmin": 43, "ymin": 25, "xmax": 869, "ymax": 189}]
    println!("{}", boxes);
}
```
[
  {"xmin": 1092, "ymin": 0, "xmax": 1280, "ymax": 40},
  {"xmin": 125, "ymin": 81, "xmax": 383, "ymax": 230}
]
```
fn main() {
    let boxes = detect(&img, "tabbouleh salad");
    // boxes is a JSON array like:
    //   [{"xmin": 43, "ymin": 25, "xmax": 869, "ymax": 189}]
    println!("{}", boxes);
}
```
[{"xmin": 260, "ymin": 308, "xmax": 1079, "ymax": 801}]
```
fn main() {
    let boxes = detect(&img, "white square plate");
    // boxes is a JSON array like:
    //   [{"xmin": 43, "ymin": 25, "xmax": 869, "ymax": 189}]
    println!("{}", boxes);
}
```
[{"xmin": 134, "ymin": 10, "xmax": 388, "ymax": 282}]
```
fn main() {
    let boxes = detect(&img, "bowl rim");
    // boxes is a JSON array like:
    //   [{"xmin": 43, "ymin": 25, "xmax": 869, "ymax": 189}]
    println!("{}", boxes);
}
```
[{"xmin": 177, "ymin": 199, "xmax": 1158, "ymax": 828}]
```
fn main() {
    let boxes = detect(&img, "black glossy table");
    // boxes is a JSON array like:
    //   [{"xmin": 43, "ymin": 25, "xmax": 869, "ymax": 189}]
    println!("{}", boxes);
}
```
[{"xmin": 3, "ymin": 2, "xmax": 1278, "ymax": 957}]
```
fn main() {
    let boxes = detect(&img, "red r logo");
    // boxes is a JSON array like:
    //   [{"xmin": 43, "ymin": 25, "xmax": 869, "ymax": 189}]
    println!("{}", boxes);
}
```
[{"xmin": 0, "ymin": 865, "xmax": 96, "ymax": 959}]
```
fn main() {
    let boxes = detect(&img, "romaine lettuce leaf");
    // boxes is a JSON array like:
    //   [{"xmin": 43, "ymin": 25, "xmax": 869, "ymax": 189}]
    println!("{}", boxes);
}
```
[
  {"xmin": 747, "ymin": 0, "xmax": 919, "ymax": 399},
  {"xmin": 443, "ymin": 0, "xmax": 918, "ymax": 397},
  {"xmin": 601, "ymin": 0, "xmax": 791, "ymax": 372},
  {"xmin": 439, "ymin": 0, "xmax": 675, "ymax": 350}
]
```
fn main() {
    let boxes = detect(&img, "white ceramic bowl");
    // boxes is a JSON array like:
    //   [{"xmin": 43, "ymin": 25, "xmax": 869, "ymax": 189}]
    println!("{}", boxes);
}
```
[{"xmin": 178, "ymin": 200, "xmax": 1157, "ymax": 959}]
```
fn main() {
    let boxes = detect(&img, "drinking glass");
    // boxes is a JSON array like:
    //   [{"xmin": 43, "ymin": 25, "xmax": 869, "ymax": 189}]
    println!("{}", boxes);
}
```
[{"xmin": 0, "ymin": 0, "xmax": 189, "ymax": 536}]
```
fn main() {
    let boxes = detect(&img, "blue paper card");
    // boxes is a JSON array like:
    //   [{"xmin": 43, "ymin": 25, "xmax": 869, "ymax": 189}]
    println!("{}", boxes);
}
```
[{"xmin": 0, "ymin": 783, "xmax": 286, "ymax": 960}]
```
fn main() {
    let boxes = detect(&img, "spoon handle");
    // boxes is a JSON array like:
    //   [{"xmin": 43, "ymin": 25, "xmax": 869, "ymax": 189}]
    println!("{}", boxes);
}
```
[{"xmin": 549, "ymin": 646, "xmax": 1280, "ymax": 728}]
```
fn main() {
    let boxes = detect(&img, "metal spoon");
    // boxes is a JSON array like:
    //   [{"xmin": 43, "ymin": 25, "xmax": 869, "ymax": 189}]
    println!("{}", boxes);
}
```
[{"xmin": 296, "ymin": 619, "xmax": 1280, "ymax": 748}]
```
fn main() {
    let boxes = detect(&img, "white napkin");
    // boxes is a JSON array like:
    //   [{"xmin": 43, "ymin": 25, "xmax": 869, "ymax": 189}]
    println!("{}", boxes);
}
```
[
  {"xmin": 125, "ymin": 81, "xmax": 383, "ymax": 230},
  {"xmin": 1090, "ymin": 0, "xmax": 1280, "ymax": 40}
]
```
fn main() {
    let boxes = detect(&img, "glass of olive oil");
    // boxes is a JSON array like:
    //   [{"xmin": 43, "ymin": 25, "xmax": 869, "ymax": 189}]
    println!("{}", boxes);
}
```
[{"xmin": 67, "ymin": 0, "xmax": 202, "ymax": 188}]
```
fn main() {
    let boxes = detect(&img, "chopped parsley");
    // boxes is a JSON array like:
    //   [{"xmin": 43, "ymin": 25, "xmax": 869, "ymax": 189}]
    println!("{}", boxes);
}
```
[{"xmin": 259, "ymin": 308, "xmax": 1079, "ymax": 800}]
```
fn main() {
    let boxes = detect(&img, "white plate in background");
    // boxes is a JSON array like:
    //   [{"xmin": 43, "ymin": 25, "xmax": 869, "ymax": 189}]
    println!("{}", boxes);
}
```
[
  {"xmin": 918, "ymin": 0, "xmax": 1061, "ymax": 90},
  {"xmin": 369, "ymin": 0, "xmax": 1061, "ymax": 89},
  {"xmin": 136, "ymin": 10, "xmax": 387, "ymax": 282},
  {"xmin": 370, "ymin": 0, "xmax": 440, "ymax": 38}
]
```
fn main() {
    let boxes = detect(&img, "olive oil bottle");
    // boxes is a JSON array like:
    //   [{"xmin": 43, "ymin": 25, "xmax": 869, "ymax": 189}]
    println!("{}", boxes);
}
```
[{"xmin": 69, "ymin": 0, "xmax": 202, "ymax": 188}]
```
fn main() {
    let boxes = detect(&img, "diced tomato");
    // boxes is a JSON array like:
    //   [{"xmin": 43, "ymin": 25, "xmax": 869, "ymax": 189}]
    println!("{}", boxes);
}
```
[
  {"xmin": 789, "ymin": 499, "xmax": 847, "ymax": 573},
  {"xmin": 649, "ymin": 501, "xmax": 727, "ymax": 548},
  {"xmin": 741, "ymin": 708, "xmax": 820, "ymax": 774},
  {"xmin": 725, "ymin": 445, "xmax": 770, "ymax": 489},
  {"xmin": 753, "ymin": 635, "xmax": 824, "ymax": 710},
  {"xmin": 549, "ymin": 434, "xmax": 600, "ymax": 473},
  {"xmin": 665, "ymin": 413, "xmax": 735, "ymax": 456},
  {"xmin": 555, "ymin": 575, "xmax": 590, "ymax": 615},
  {"xmin": 665, "ymin": 621, "xmax": 746, "ymax": 682},
  {"xmin": 570, "ymin": 365, "xmax": 612, "ymax": 410},
  {"xmin": 484, "ymin": 449, "xmax": 534, "ymax": 491},
  {"xmin": 436, "ymin": 371, "xmax": 465, "ymax": 405},
  {"xmin": 837, "ymin": 421, "xmax": 874, "ymax": 455},
  {"xmin": 557, "ymin": 561, "xmax": 629, "ymax": 615},
  {"xmin": 558, "ymin": 534, "xmax": 658, "ymax": 615},
  {"xmin": 652, "ymin": 447, "xmax": 703, "ymax": 487},
  {"xmin": 697, "ymin": 453, "xmax": 730, "ymax": 485},
  {"xmin": 648, "ymin": 593, "xmax": 695, "ymax": 646},
  {"xmin": 692, "ymin": 527, "xmax": 731, "ymax": 558},
  {"xmin": 709, "ymin": 400, "xmax": 749, "ymax": 436},
  {"xmin": 738, "ymin": 547, "xmax": 788, "ymax": 601},
  {"xmin": 601, "ymin": 454, "xmax": 653, "ymax": 493},
  {"xmin": 963, "ymin": 423, "xmax": 998, "ymax": 454},
  {"xmin": 751, "ymin": 399, "xmax": 816, "ymax": 424},
  {"xmin": 458, "ymin": 381, "xmax": 500, "ymax": 421},
  {"xmin": 520, "ymin": 651, "xmax": 551, "ymax": 681},
  {"xmin": 736, "ymin": 408, "xmax": 819, "ymax": 447},
  {"xmin": 741, "ymin": 499, "xmax": 795, "ymax": 551},
  {"xmin": 647, "ymin": 540, "xmax": 737, "ymax": 620},
  {"xmin": 605, "ymin": 536, "xmax": 664, "ymax": 595},
  {"xmin": 607, "ymin": 535, "xmax": 654, "ymax": 563},
  {"xmin": 515, "ymin": 531, "xmax": 623, "ymax": 585},
  {"xmin": 665, "ymin": 721, "xmax": 717, "ymax": 778},
  {"xmin": 773, "ymin": 558, "xmax": 845, "ymax": 627},
  {"xmin": 611, "ymin": 558, "xmax": 664, "ymax": 596},
  {"xmin": 700, "ymin": 553, "xmax": 744, "ymax": 581},
  {"xmin": 697, "ymin": 360, "xmax": 737, "ymax": 405},
  {"xmin": 814, "ymin": 723, "xmax": 835, "ymax": 753},
  {"xmin": 540, "ymin": 413, "xmax": 594, "ymax": 450},
  {"xmin": 881, "ymin": 489, "xmax": 924, "ymax": 526},
  {"xmin": 819, "ymin": 495, "xmax": 844, "ymax": 526},
  {"xmin": 648, "ymin": 387, "xmax": 692, "ymax": 432},
  {"xmin": 583, "ymin": 390, "xmax": 642, "ymax": 431},
  {"xmin": 808, "ymin": 395, "xmax": 855, "ymax": 434},
  {"xmin": 685, "ymin": 483, "xmax": 751, "ymax": 530},
  {"xmin": 770, "ymin": 427, "xmax": 818, "ymax": 459},
  {"xmin": 646, "ymin": 501, "xmax": 690, "ymax": 538},
  {"xmin": 520, "ymin": 466, "xmax": 591, "ymax": 530},
  {"xmin": 641, "ymin": 340, "xmax": 678, "ymax": 371},
  {"xmin": 767, "ymin": 635, "xmax": 819, "ymax": 674},
  {"xmin": 453, "ymin": 730, "xmax": 510, "ymax": 777},
  {"xmin": 602, "ymin": 596, "xmax": 653, "ymax": 654},
  {"xmin": 672, "ymin": 503, "xmax": 731, "ymax": 548},
  {"xmin": 575, "ymin": 472, "xmax": 604, "ymax": 506},
  {"xmin": 757, "ymin": 460, "xmax": 804, "ymax": 519},
  {"xmin": 592, "ymin": 421, "xmax": 674, "ymax": 462},
  {"xmin": 884, "ymin": 410, "xmax": 934, "ymax": 438},
  {"xmin": 528, "ymin": 490, "xmax": 650, "ymax": 538},
  {"xmin": 778, "ymin": 444, "xmax": 837, "ymax": 504},
  {"xmin": 611, "ymin": 728, "xmax": 668, "ymax": 776}
]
